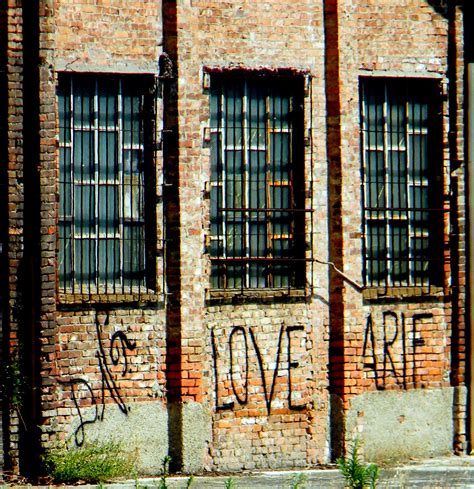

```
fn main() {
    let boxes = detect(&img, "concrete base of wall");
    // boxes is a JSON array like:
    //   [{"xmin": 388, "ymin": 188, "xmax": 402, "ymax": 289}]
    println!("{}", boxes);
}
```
[
  {"xmin": 346, "ymin": 388, "xmax": 455, "ymax": 462},
  {"xmin": 167, "ymin": 401, "xmax": 212, "ymax": 473},
  {"xmin": 181, "ymin": 401, "xmax": 212, "ymax": 473},
  {"xmin": 71, "ymin": 402, "xmax": 169, "ymax": 475},
  {"xmin": 73, "ymin": 400, "xmax": 212, "ymax": 474}
]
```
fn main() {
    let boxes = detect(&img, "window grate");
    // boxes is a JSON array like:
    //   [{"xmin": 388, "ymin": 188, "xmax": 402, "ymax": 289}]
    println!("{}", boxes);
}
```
[
  {"xmin": 361, "ymin": 78, "xmax": 444, "ymax": 289},
  {"xmin": 58, "ymin": 74, "xmax": 157, "ymax": 297},
  {"xmin": 209, "ymin": 75, "xmax": 308, "ymax": 290}
]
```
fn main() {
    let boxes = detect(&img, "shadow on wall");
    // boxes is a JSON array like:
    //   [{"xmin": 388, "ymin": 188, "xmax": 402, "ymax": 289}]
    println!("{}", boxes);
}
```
[{"xmin": 425, "ymin": 0, "xmax": 449, "ymax": 18}]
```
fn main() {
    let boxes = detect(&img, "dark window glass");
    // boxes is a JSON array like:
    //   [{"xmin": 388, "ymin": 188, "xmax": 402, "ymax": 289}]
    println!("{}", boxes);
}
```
[
  {"xmin": 210, "ymin": 76, "xmax": 306, "ymax": 289},
  {"xmin": 361, "ymin": 78, "xmax": 443, "ymax": 288},
  {"xmin": 58, "ymin": 74, "xmax": 155, "ymax": 295}
]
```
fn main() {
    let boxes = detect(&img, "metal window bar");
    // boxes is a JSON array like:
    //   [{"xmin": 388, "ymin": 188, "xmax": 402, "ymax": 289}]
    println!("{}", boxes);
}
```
[
  {"xmin": 210, "ymin": 76, "xmax": 307, "ymax": 290},
  {"xmin": 58, "ymin": 75, "xmax": 154, "ymax": 296},
  {"xmin": 361, "ymin": 78, "xmax": 444, "ymax": 289}
]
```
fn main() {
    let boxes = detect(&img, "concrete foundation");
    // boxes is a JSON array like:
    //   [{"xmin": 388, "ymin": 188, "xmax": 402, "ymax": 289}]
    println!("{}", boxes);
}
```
[
  {"xmin": 71, "ymin": 402, "xmax": 169, "ymax": 475},
  {"xmin": 346, "ymin": 388, "xmax": 455, "ymax": 462}
]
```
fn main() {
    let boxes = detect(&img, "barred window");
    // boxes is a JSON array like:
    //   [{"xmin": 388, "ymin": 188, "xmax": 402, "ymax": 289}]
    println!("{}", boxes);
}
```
[
  {"xmin": 361, "ymin": 78, "xmax": 444, "ymax": 288},
  {"xmin": 58, "ymin": 74, "xmax": 156, "ymax": 295},
  {"xmin": 209, "ymin": 75, "xmax": 307, "ymax": 290}
]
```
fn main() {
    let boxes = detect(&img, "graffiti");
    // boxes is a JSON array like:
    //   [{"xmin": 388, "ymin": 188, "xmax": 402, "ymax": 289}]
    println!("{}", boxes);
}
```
[
  {"xmin": 362, "ymin": 311, "xmax": 432, "ymax": 390},
  {"xmin": 62, "ymin": 313, "xmax": 137, "ymax": 446},
  {"xmin": 66, "ymin": 378, "xmax": 99, "ymax": 447},
  {"xmin": 212, "ymin": 324, "xmax": 306, "ymax": 415}
]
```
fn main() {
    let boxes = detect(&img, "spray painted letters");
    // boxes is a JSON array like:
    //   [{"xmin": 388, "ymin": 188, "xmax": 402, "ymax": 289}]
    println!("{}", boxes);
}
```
[
  {"xmin": 212, "ymin": 324, "xmax": 306, "ymax": 415},
  {"xmin": 362, "ymin": 311, "xmax": 433, "ymax": 390},
  {"xmin": 62, "ymin": 313, "xmax": 137, "ymax": 446}
]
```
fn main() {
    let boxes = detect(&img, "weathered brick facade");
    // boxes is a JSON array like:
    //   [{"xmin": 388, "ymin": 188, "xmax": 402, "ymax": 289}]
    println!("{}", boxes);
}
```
[{"xmin": 0, "ymin": 0, "xmax": 470, "ymax": 476}]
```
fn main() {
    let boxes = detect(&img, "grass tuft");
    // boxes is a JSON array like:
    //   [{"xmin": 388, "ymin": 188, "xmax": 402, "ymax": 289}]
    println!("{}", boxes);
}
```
[{"xmin": 43, "ymin": 441, "xmax": 136, "ymax": 484}]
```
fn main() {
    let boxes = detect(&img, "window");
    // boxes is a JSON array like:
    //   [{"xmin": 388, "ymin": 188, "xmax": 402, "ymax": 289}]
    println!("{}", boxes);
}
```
[
  {"xmin": 361, "ymin": 78, "xmax": 444, "ymax": 288},
  {"xmin": 209, "ymin": 74, "xmax": 307, "ymax": 290},
  {"xmin": 58, "ymin": 74, "xmax": 156, "ymax": 295}
]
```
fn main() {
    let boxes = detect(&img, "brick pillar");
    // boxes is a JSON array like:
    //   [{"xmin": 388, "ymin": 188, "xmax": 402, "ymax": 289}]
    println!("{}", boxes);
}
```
[
  {"xmin": 162, "ymin": 0, "xmax": 184, "ymax": 472},
  {"xmin": 448, "ymin": 0, "xmax": 468, "ymax": 454},
  {"xmin": 4, "ymin": 1, "xmax": 25, "ymax": 474},
  {"xmin": 36, "ymin": 0, "xmax": 57, "ymax": 460},
  {"xmin": 0, "ymin": 1, "xmax": 8, "ymax": 473},
  {"xmin": 324, "ymin": 0, "xmax": 346, "ymax": 460},
  {"xmin": 19, "ymin": 0, "xmax": 42, "ymax": 476}
]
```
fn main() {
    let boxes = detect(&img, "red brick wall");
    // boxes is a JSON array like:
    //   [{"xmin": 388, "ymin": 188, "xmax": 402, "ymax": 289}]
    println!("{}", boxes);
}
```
[
  {"xmin": 50, "ymin": 309, "xmax": 167, "ymax": 442},
  {"xmin": 175, "ymin": 0, "xmax": 331, "ymax": 469},
  {"xmin": 2, "ymin": 0, "xmax": 467, "ymax": 474},
  {"xmin": 337, "ymin": 0, "xmax": 466, "ymax": 450},
  {"xmin": 55, "ymin": 0, "xmax": 162, "ymax": 71},
  {"xmin": 38, "ymin": 0, "xmax": 169, "ymax": 468},
  {"xmin": 4, "ymin": 0, "xmax": 26, "ymax": 472}
]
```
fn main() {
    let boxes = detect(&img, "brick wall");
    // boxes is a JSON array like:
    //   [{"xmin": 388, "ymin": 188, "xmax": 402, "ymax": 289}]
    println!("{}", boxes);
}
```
[
  {"xmin": 176, "ymin": 0, "xmax": 330, "ymax": 470},
  {"xmin": 38, "ymin": 0, "xmax": 169, "ymax": 474},
  {"xmin": 5, "ymin": 0, "xmax": 25, "ymax": 473},
  {"xmin": 0, "ymin": 0, "xmax": 6, "ymax": 471},
  {"xmin": 49, "ymin": 309, "xmax": 166, "ymax": 439},
  {"xmin": 1, "ymin": 0, "xmax": 468, "ymax": 475},
  {"xmin": 55, "ymin": 0, "xmax": 162, "ymax": 72},
  {"xmin": 337, "ymin": 0, "xmax": 466, "ymax": 454}
]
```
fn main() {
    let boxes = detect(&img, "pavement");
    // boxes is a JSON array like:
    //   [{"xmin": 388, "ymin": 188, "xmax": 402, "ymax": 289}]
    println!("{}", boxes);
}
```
[
  {"xmin": 105, "ymin": 455, "xmax": 474, "ymax": 489},
  {"xmin": 11, "ymin": 455, "xmax": 474, "ymax": 488}
]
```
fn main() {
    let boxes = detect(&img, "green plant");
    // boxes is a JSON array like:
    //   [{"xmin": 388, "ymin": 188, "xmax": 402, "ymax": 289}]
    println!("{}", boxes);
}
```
[
  {"xmin": 43, "ymin": 441, "xmax": 136, "ymax": 484},
  {"xmin": 158, "ymin": 455, "xmax": 172, "ymax": 489},
  {"xmin": 336, "ymin": 438, "xmax": 379, "ymax": 489},
  {"xmin": 3, "ymin": 350, "xmax": 26, "ymax": 411},
  {"xmin": 134, "ymin": 477, "xmax": 147, "ymax": 489},
  {"xmin": 186, "ymin": 475, "xmax": 194, "ymax": 488},
  {"xmin": 224, "ymin": 478, "xmax": 235, "ymax": 489},
  {"xmin": 290, "ymin": 472, "xmax": 308, "ymax": 488}
]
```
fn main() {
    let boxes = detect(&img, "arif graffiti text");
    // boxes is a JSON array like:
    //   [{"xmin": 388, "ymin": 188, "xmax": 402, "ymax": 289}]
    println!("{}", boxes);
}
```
[{"xmin": 362, "ymin": 311, "xmax": 438, "ymax": 390}]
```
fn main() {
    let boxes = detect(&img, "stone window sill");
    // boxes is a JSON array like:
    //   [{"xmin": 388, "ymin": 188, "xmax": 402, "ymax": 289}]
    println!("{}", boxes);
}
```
[
  {"xmin": 206, "ymin": 287, "xmax": 308, "ymax": 302},
  {"xmin": 362, "ymin": 286, "xmax": 447, "ymax": 302},
  {"xmin": 58, "ymin": 292, "xmax": 162, "ymax": 306}
]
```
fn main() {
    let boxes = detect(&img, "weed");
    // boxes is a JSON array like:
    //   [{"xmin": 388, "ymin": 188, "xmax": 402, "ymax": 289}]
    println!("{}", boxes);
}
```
[
  {"xmin": 3, "ymin": 349, "xmax": 26, "ymax": 411},
  {"xmin": 42, "ymin": 440, "xmax": 136, "ymax": 484},
  {"xmin": 290, "ymin": 472, "xmax": 308, "ymax": 488},
  {"xmin": 224, "ymin": 477, "xmax": 235, "ymax": 489},
  {"xmin": 186, "ymin": 475, "xmax": 194, "ymax": 488},
  {"xmin": 336, "ymin": 438, "xmax": 379, "ymax": 489},
  {"xmin": 134, "ymin": 477, "xmax": 148, "ymax": 489},
  {"xmin": 158, "ymin": 455, "xmax": 172, "ymax": 489}
]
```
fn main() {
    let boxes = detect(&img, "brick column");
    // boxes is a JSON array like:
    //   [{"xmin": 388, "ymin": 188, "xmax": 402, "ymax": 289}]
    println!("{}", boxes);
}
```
[
  {"xmin": 4, "ymin": 1, "xmax": 25, "ymax": 474},
  {"xmin": 324, "ymin": 0, "xmax": 346, "ymax": 460}
]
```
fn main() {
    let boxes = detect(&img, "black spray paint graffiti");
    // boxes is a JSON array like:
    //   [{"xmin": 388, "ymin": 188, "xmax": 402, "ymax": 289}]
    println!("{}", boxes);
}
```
[
  {"xmin": 61, "ymin": 313, "xmax": 137, "ymax": 446},
  {"xmin": 362, "ymin": 311, "xmax": 432, "ymax": 390},
  {"xmin": 212, "ymin": 324, "xmax": 306, "ymax": 415}
]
